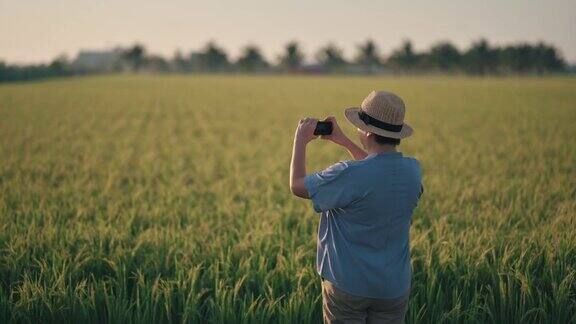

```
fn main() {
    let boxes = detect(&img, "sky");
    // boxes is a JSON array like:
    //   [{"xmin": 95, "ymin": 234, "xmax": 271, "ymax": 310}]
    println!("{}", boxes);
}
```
[{"xmin": 1, "ymin": 0, "xmax": 575, "ymax": 65}]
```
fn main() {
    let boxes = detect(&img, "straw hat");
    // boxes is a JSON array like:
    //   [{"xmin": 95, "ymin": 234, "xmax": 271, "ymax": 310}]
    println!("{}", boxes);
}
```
[{"xmin": 344, "ymin": 90, "xmax": 413, "ymax": 139}]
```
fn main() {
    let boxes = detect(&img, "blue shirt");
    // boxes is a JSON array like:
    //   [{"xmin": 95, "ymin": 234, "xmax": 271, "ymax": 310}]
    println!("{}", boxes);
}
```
[{"xmin": 304, "ymin": 151, "xmax": 423, "ymax": 299}]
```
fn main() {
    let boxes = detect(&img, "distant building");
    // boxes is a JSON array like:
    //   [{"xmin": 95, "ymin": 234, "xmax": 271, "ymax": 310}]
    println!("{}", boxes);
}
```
[
  {"xmin": 72, "ymin": 48, "xmax": 124, "ymax": 72},
  {"xmin": 300, "ymin": 63, "xmax": 326, "ymax": 74}
]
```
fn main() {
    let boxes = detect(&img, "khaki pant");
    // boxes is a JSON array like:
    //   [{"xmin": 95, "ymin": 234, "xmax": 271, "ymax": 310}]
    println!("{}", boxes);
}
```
[{"xmin": 321, "ymin": 278, "xmax": 409, "ymax": 324}]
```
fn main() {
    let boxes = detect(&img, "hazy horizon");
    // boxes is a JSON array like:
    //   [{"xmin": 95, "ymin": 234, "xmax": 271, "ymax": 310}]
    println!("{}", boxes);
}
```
[{"xmin": 1, "ymin": 0, "xmax": 574, "ymax": 65}]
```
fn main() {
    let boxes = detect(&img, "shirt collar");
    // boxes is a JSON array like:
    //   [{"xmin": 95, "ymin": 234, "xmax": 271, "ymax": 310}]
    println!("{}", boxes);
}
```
[{"xmin": 365, "ymin": 151, "xmax": 402, "ymax": 159}]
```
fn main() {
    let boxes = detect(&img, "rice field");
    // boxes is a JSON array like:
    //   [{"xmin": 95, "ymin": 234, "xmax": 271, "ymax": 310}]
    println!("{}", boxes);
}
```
[{"xmin": 0, "ymin": 74, "xmax": 575, "ymax": 323}]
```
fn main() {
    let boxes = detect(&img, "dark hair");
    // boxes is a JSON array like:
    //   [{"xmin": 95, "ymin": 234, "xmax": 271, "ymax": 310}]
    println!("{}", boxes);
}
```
[{"xmin": 373, "ymin": 134, "xmax": 401, "ymax": 146}]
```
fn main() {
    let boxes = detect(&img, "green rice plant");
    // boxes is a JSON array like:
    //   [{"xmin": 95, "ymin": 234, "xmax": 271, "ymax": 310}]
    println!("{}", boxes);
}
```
[{"xmin": 0, "ymin": 75, "xmax": 575, "ymax": 323}]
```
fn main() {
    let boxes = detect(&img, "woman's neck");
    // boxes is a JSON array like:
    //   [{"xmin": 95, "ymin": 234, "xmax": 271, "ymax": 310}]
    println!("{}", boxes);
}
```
[{"xmin": 367, "ymin": 144, "xmax": 397, "ymax": 155}]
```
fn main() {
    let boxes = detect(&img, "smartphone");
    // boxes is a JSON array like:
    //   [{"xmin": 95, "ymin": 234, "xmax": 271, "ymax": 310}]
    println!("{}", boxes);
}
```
[{"xmin": 314, "ymin": 121, "xmax": 333, "ymax": 135}]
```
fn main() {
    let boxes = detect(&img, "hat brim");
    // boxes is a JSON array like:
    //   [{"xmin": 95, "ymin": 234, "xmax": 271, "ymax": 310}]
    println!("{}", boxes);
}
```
[{"xmin": 344, "ymin": 107, "xmax": 413, "ymax": 139}]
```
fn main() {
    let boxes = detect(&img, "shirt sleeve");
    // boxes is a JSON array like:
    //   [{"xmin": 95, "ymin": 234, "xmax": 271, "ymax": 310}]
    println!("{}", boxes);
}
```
[{"xmin": 303, "ymin": 161, "xmax": 362, "ymax": 213}]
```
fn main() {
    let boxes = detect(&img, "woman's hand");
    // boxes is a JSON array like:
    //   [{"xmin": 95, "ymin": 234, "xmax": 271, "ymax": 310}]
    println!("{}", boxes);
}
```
[
  {"xmin": 320, "ymin": 116, "xmax": 347, "ymax": 145},
  {"xmin": 295, "ymin": 117, "xmax": 319, "ymax": 144}
]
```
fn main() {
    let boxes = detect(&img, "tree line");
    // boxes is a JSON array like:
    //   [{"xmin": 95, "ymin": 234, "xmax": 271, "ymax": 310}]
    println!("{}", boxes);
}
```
[{"xmin": 0, "ymin": 38, "xmax": 570, "ymax": 82}]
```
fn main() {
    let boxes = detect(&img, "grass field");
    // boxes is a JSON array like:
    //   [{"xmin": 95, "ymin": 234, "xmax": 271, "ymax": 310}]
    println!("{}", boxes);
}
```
[{"xmin": 0, "ymin": 75, "xmax": 575, "ymax": 323}]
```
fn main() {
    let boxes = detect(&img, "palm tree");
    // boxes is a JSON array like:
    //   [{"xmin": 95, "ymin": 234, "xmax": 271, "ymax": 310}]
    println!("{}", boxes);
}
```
[
  {"xmin": 122, "ymin": 43, "xmax": 146, "ymax": 72},
  {"xmin": 278, "ymin": 41, "xmax": 304, "ymax": 72},
  {"xmin": 201, "ymin": 41, "xmax": 230, "ymax": 72},
  {"xmin": 355, "ymin": 39, "xmax": 381, "ymax": 74},
  {"xmin": 426, "ymin": 41, "xmax": 461, "ymax": 72},
  {"xmin": 463, "ymin": 39, "xmax": 497, "ymax": 75},
  {"xmin": 387, "ymin": 39, "xmax": 418, "ymax": 72},
  {"xmin": 236, "ymin": 45, "xmax": 269, "ymax": 72},
  {"xmin": 316, "ymin": 43, "xmax": 347, "ymax": 72}
]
